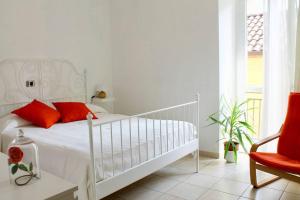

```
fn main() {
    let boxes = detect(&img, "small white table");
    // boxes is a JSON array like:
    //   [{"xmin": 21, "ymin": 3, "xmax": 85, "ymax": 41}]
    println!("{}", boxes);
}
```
[
  {"xmin": 0, "ymin": 152, "xmax": 78, "ymax": 200},
  {"xmin": 92, "ymin": 97, "xmax": 115, "ymax": 113}
]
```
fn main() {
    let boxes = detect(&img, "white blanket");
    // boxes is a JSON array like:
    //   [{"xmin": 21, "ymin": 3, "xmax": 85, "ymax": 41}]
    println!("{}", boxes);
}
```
[{"xmin": 0, "ymin": 113, "xmax": 195, "ymax": 200}]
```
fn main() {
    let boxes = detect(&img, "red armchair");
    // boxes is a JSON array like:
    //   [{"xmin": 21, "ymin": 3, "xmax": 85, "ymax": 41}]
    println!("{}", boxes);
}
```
[{"xmin": 250, "ymin": 92, "xmax": 300, "ymax": 188}]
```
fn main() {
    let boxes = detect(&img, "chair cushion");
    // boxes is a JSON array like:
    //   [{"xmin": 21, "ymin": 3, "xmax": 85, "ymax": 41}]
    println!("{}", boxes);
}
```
[
  {"xmin": 250, "ymin": 152, "xmax": 300, "ymax": 174},
  {"xmin": 277, "ymin": 93, "xmax": 300, "ymax": 161}
]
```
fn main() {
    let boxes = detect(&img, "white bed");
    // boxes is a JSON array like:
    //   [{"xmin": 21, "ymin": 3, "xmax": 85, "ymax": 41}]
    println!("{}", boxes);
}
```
[
  {"xmin": 0, "ymin": 59, "xmax": 200, "ymax": 200},
  {"xmin": 0, "ymin": 112, "xmax": 195, "ymax": 200}
]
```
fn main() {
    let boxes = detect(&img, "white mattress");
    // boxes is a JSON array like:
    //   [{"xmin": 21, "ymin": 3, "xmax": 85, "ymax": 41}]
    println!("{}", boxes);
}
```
[{"xmin": 0, "ymin": 113, "xmax": 196, "ymax": 200}]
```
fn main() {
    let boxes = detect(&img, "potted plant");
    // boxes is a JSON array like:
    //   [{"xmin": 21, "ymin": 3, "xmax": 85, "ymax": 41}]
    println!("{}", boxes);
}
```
[{"xmin": 208, "ymin": 99, "xmax": 255, "ymax": 163}]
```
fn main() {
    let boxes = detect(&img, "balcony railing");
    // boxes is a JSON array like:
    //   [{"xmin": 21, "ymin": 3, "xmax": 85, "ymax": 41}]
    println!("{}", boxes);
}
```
[{"xmin": 246, "ymin": 96, "xmax": 262, "ymax": 137}]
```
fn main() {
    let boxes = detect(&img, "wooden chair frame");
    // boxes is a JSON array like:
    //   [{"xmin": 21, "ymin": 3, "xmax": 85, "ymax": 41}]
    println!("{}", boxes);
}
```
[{"xmin": 250, "ymin": 130, "xmax": 300, "ymax": 188}]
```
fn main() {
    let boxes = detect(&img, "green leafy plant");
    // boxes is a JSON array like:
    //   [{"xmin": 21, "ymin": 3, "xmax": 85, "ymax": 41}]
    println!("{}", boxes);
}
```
[{"xmin": 208, "ymin": 99, "xmax": 255, "ymax": 162}]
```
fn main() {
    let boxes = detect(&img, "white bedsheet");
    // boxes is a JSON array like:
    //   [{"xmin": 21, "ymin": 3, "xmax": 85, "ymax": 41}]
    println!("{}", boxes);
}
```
[{"xmin": 0, "ymin": 113, "xmax": 195, "ymax": 200}]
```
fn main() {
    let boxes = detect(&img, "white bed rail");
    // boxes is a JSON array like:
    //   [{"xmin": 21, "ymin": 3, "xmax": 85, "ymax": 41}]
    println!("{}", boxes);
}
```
[{"xmin": 87, "ymin": 94, "xmax": 200, "ymax": 199}]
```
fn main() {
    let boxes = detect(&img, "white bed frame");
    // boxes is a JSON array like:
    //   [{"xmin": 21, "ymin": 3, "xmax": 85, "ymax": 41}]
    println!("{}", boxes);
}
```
[
  {"xmin": 0, "ymin": 59, "xmax": 87, "ymax": 116},
  {"xmin": 87, "ymin": 97, "xmax": 200, "ymax": 199},
  {"xmin": 0, "ymin": 59, "xmax": 200, "ymax": 200}
]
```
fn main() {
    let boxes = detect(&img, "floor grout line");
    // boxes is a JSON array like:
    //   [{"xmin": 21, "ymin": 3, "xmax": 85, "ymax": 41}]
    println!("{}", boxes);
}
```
[
  {"xmin": 103, "ymin": 155, "xmax": 299, "ymax": 200},
  {"xmin": 277, "ymin": 190, "xmax": 284, "ymax": 200}
]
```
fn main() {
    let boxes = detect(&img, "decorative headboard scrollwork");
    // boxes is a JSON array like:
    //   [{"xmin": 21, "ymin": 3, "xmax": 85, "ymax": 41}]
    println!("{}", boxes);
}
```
[{"xmin": 0, "ymin": 59, "xmax": 87, "ymax": 116}]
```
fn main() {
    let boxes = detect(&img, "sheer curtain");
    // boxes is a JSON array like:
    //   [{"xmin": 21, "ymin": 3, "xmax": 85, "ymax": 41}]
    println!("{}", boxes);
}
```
[
  {"xmin": 295, "ymin": 2, "xmax": 300, "ymax": 91},
  {"xmin": 219, "ymin": 0, "xmax": 247, "ymax": 154},
  {"xmin": 262, "ymin": 0, "xmax": 298, "ymax": 142},
  {"xmin": 219, "ymin": 0, "xmax": 247, "ymax": 103}
]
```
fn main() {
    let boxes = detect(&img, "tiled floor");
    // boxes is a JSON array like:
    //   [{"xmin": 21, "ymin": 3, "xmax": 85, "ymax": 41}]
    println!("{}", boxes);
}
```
[{"xmin": 103, "ymin": 154, "xmax": 300, "ymax": 200}]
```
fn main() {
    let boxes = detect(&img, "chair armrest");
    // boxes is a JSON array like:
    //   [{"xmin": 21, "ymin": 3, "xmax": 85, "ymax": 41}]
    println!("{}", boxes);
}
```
[{"xmin": 250, "ymin": 133, "xmax": 281, "ymax": 153}]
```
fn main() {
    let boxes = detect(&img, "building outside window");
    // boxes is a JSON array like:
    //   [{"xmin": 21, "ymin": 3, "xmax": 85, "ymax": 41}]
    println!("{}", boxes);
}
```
[{"xmin": 246, "ymin": 1, "xmax": 264, "ymax": 138}]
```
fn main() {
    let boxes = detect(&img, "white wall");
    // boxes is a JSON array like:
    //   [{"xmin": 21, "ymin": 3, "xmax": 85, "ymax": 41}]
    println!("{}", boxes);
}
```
[
  {"xmin": 0, "ymin": 0, "xmax": 112, "ymax": 97},
  {"xmin": 0, "ymin": 0, "xmax": 220, "ymax": 155},
  {"xmin": 111, "ymin": 0, "xmax": 220, "ymax": 155}
]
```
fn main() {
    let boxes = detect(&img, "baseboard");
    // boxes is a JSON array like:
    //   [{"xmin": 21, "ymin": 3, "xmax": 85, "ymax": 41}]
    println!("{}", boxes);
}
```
[{"xmin": 199, "ymin": 150, "xmax": 220, "ymax": 159}]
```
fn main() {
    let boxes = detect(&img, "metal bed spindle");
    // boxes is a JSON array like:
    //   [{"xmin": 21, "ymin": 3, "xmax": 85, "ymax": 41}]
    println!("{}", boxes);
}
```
[
  {"xmin": 159, "ymin": 115, "xmax": 162, "ymax": 155},
  {"xmin": 191, "ymin": 104, "xmax": 194, "ymax": 141},
  {"xmin": 177, "ymin": 112, "xmax": 181, "ymax": 147},
  {"xmin": 172, "ymin": 110, "xmax": 175, "ymax": 149},
  {"xmin": 183, "ymin": 106, "xmax": 186, "ymax": 144},
  {"xmin": 166, "ymin": 112, "xmax": 169, "ymax": 152},
  {"xmin": 87, "ymin": 114, "xmax": 97, "ymax": 198},
  {"xmin": 193, "ymin": 104, "xmax": 195, "ymax": 139},
  {"xmin": 188, "ymin": 105, "xmax": 191, "ymax": 141},
  {"xmin": 99, "ymin": 124, "xmax": 105, "ymax": 179},
  {"xmin": 137, "ymin": 118, "xmax": 141, "ymax": 164},
  {"xmin": 192, "ymin": 105, "xmax": 198, "ymax": 139},
  {"xmin": 196, "ymin": 93, "xmax": 200, "ymax": 172},
  {"xmin": 110, "ymin": 123, "xmax": 114, "ymax": 175},
  {"xmin": 188, "ymin": 105, "xmax": 190, "ymax": 141},
  {"xmin": 152, "ymin": 113, "xmax": 156, "ymax": 158},
  {"xmin": 145, "ymin": 118, "xmax": 149, "ymax": 161},
  {"xmin": 120, "ymin": 120, "xmax": 124, "ymax": 171},
  {"xmin": 190, "ymin": 104, "xmax": 193, "ymax": 140},
  {"xmin": 129, "ymin": 118, "xmax": 133, "ymax": 167}
]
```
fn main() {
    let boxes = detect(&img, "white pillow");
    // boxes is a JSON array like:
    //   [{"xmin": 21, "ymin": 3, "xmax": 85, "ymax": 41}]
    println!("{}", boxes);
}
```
[
  {"xmin": 86, "ymin": 103, "xmax": 109, "ymax": 114},
  {"xmin": 0, "ymin": 114, "xmax": 32, "ymax": 132}
]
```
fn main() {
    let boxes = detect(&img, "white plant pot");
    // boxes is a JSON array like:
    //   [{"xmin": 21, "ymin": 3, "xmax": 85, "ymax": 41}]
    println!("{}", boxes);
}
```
[{"xmin": 225, "ymin": 151, "xmax": 236, "ymax": 163}]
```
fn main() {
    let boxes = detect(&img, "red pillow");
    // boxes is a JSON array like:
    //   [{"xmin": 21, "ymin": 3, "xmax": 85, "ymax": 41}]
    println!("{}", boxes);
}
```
[
  {"xmin": 52, "ymin": 102, "xmax": 97, "ymax": 123},
  {"xmin": 12, "ymin": 100, "xmax": 61, "ymax": 128}
]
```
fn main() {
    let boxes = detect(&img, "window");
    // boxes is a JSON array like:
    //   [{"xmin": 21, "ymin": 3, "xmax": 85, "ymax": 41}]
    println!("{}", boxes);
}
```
[{"xmin": 246, "ymin": 0, "xmax": 264, "ymax": 138}]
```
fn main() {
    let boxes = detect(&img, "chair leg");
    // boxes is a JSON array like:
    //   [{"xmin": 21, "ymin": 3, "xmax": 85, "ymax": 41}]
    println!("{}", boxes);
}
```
[
  {"xmin": 254, "ymin": 176, "xmax": 281, "ymax": 188},
  {"xmin": 250, "ymin": 159, "xmax": 258, "ymax": 186},
  {"xmin": 250, "ymin": 159, "xmax": 280, "ymax": 188}
]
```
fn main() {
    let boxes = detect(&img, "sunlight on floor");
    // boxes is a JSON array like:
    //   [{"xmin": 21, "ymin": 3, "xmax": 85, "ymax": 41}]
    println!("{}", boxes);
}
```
[{"xmin": 103, "ymin": 154, "xmax": 300, "ymax": 200}]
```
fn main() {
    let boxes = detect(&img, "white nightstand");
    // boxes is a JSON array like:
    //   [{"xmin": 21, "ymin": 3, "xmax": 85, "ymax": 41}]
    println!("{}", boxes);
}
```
[
  {"xmin": 92, "ymin": 97, "xmax": 115, "ymax": 113},
  {"xmin": 0, "ymin": 152, "xmax": 78, "ymax": 200}
]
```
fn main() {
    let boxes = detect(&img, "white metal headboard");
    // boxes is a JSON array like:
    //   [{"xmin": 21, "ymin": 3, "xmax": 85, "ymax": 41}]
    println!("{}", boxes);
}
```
[{"xmin": 0, "ymin": 59, "xmax": 87, "ymax": 116}]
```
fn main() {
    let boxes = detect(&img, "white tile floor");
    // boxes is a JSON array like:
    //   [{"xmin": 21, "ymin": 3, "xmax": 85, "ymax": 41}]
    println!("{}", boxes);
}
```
[{"xmin": 103, "ymin": 154, "xmax": 300, "ymax": 200}]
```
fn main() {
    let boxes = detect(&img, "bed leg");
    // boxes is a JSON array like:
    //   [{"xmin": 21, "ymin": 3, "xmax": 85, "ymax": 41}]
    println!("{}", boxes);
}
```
[
  {"xmin": 196, "ymin": 93, "xmax": 200, "ymax": 173},
  {"xmin": 195, "ymin": 150, "xmax": 199, "ymax": 173}
]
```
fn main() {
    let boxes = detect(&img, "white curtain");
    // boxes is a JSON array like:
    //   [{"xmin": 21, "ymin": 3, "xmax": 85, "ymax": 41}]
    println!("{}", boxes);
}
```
[
  {"xmin": 219, "ymin": 0, "xmax": 247, "ymax": 154},
  {"xmin": 262, "ymin": 0, "xmax": 299, "ymax": 140},
  {"xmin": 219, "ymin": 0, "xmax": 247, "ymax": 103},
  {"xmin": 295, "ymin": 2, "xmax": 300, "ymax": 90}
]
